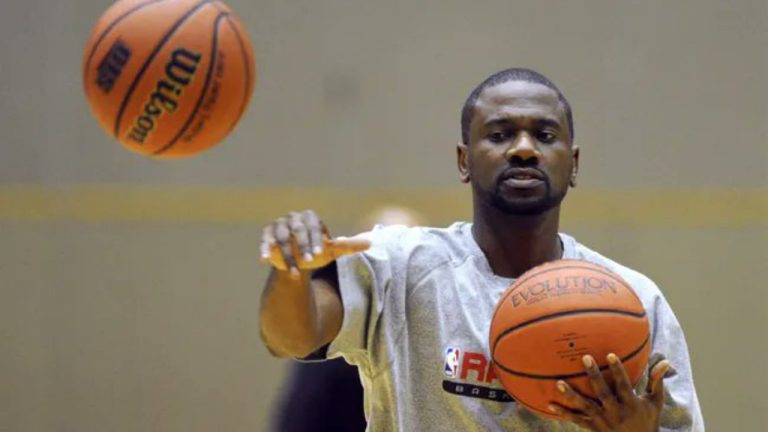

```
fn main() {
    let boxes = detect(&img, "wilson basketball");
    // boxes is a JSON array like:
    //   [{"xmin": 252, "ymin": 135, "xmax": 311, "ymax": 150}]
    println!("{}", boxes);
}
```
[
  {"xmin": 489, "ymin": 259, "xmax": 650, "ymax": 419},
  {"xmin": 82, "ymin": 0, "xmax": 255, "ymax": 158}
]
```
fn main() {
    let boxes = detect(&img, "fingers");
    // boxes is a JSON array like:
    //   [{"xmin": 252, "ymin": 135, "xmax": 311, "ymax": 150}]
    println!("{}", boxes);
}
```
[
  {"xmin": 302, "ymin": 210, "xmax": 325, "ymax": 256},
  {"xmin": 554, "ymin": 381, "xmax": 611, "ymax": 431},
  {"xmin": 647, "ymin": 359, "xmax": 670, "ymax": 410},
  {"xmin": 554, "ymin": 381, "xmax": 601, "ymax": 420},
  {"xmin": 547, "ymin": 403, "xmax": 594, "ymax": 429},
  {"xmin": 260, "ymin": 210, "xmax": 370, "ymax": 272},
  {"xmin": 582, "ymin": 355, "xmax": 618, "ymax": 413},
  {"xmin": 649, "ymin": 352, "xmax": 677, "ymax": 378},
  {"xmin": 288, "ymin": 212, "xmax": 313, "ymax": 262},
  {"xmin": 648, "ymin": 352, "xmax": 665, "ymax": 369},
  {"xmin": 606, "ymin": 353, "xmax": 636, "ymax": 405},
  {"xmin": 328, "ymin": 237, "xmax": 372, "ymax": 257},
  {"xmin": 274, "ymin": 217, "xmax": 299, "ymax": 275},
  {"xmin": 260, "ymin": 225, "xmax": 275, "ymax": 260}
]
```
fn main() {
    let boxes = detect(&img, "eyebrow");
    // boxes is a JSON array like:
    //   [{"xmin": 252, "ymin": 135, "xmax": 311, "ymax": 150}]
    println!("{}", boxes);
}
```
[{"xmin": 483, "ymin": 116, "xmax": 563, "ymax": 130}]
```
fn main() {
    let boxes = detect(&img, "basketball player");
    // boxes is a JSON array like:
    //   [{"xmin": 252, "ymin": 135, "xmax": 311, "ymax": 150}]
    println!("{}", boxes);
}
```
[{"xmin": 259, "ymin": 69, "xmax": 704, "ymax": 431}]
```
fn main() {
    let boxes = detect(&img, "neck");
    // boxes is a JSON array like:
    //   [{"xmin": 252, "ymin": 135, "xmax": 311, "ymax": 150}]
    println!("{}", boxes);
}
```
[{"xmin": 472, "ymin": 202, "xmax": 563, "ymax": 278}]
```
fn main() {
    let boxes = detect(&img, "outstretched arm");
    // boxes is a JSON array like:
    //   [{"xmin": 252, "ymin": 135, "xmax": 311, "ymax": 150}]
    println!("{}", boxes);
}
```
[{"xmin": 258, "ymin": 210, "xmax": 369, "ymax": 358}]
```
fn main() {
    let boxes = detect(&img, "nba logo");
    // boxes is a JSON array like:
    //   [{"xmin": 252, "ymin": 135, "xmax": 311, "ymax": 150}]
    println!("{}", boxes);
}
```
[{"xmin": 444, "ymin": 347, "xmax": 461, "ymax": 378}]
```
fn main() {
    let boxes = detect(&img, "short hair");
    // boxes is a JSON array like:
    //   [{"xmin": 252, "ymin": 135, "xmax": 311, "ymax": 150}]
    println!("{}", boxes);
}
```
[{"xmin": 460, "ymin": 68, "xmax": 574, "ymax": 144}]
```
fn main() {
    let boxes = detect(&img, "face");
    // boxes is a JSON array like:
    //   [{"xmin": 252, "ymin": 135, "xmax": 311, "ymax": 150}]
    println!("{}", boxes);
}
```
[{"xmin": 457, "ymin": 80, "xmax": 579, "ymax": 216}]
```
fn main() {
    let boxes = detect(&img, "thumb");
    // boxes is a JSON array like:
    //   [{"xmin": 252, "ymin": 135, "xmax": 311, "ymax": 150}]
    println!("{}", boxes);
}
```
[
  {"xmin": 647, "ymin": 359, "xmax": 670, "ymax": 410},
  {"xmin": 264, "ymin": 236, "xmax": 370, "ymax": 271},
  {"xmin": 327, "ymin": 237, "xmax": 371, "ymax": 257}
]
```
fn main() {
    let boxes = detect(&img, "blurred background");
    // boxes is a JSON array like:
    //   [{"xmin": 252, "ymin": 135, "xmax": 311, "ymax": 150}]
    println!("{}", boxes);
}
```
[{"xmin": 1, "ymin": 0, "xmax": 766, "ymax": 430}]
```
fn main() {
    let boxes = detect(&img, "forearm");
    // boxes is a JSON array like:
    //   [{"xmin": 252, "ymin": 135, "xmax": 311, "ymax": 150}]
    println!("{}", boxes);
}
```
[
  {"xmin": 259, "ymin": 269, "xmax": 325, "ymax": 358},
  {"xmin": 258, "ymin": 210, "xmax": 357, "ymax": 358}
]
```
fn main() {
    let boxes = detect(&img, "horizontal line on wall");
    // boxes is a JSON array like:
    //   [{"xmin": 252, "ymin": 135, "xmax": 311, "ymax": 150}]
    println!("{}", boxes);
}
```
[{"xmin": 0, "ymin": 185, "xmax": 765, "ymax": 227}]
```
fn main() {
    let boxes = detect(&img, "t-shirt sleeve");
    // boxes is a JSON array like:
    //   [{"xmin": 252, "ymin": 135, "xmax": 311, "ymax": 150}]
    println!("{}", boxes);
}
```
[
  {"xmin": 649, "ymin": 294, "xmax": 706, "ymax": 432},
  {"xmin": 324, "ymin": 225, "xmax": 406, "ymax": 370}
]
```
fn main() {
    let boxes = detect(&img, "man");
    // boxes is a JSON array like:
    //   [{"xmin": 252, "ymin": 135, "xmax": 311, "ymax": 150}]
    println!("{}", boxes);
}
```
[{"xmin": 259, "ymin": 68, "xmax": 704, "ymax": 431}]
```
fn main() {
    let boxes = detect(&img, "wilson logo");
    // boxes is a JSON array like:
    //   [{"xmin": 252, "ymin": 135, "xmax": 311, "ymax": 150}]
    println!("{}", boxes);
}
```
[
  {"xmin": 128, "ymin": 48, "xmax": 202, "ymax": 144},
  {"xmin": 96, "ymin": 39, "xmax": 131, "ymax": 94}
]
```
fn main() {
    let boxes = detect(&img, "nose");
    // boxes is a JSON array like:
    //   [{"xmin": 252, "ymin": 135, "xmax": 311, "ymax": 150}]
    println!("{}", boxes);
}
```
[{"xmin": 504, "ymin": 133, "xmax": 541, "ymax": 162}]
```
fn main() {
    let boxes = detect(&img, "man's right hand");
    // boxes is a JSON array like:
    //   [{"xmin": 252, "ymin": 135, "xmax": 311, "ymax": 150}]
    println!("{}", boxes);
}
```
[
  {"xmin": 260, "ymin": 210, "xmax": 371, "ymax": 275},
  {"xmin": 259, "ymin": 210, "xmax": 368, "ymax": 357}
]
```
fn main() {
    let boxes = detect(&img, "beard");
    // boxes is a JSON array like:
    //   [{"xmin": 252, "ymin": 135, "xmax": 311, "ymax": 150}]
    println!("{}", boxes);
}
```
[{"xmin": 486, "ymin": 176, "xmax": 567, "ymax": 216}]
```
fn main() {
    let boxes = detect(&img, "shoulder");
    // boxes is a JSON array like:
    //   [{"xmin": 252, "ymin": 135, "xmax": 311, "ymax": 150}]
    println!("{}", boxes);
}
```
[{"xmin": 357, "ymin": 222, "xmax": 474, "ymax": 270}]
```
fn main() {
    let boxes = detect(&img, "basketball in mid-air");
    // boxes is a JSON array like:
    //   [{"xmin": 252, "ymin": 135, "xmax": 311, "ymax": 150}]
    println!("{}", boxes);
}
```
[
  {"xmin": 82, "ymin": 0, "xmax": 255, "ymax": 158},
  {"xmin": 489, "ymin": 260, "xmax": 650, "ymax": 419}
]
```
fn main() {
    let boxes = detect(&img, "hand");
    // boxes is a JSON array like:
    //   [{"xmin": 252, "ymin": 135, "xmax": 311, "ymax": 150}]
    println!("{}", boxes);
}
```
[
  {"xmin": 260, "ymin": 210, "xmax": 370, "ymax": 275},
  {"xmin": 548, "ymin": 353, "xmax": 671, "ymax": 432}
]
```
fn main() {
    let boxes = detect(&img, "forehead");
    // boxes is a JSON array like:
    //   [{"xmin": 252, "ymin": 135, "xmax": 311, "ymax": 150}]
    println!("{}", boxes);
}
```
[{"xmin": 472, "ymin": 80, "xmax": 566, "ymax": 126}]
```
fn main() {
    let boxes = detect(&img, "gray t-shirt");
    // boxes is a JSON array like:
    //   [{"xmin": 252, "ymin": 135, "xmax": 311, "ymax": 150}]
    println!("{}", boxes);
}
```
[{"xmin": 327, "ymin": 222, "xmax": 704, "ymax": 431}]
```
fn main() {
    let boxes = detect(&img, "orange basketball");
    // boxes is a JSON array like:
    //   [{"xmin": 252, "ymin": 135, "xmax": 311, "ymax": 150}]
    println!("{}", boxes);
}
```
[
  {"xmin": 82, "ymin": 0, "xmax": 255, "ymax": 158},
  {"xmin": 489, "ymin": 259, "xmax": 650, "ymax": 419}
]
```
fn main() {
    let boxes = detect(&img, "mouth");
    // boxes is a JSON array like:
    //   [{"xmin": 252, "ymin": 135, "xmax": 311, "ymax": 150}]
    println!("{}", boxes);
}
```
[
  {"xmin": 501, "ymin": 177, "xmax": 544, "ymax": 188},
  {"xmin": 499, "ymin": 168, "xmax": 546, "ymax": 189}
]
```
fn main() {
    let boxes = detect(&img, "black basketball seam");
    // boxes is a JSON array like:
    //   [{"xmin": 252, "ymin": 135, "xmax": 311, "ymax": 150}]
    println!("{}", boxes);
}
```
[
  {"xmin": 492, "ymin": 334, "xmax": 650, "ymax": 380},
  {"xmin": 112, "ymin": 0, "xmax": 213, "ymax": 138},
  {"xmin": 492, "ymin": 308, "xmax": 647, "ymax": 352},
  {"xmin": 490, "ymin": 260, "xmax": 639, "ymax": 326},
  {"xmin": 154, "ymin": 12, "xmax": 227, "ymax": 155},
  {"xmin": 221, "ymin": 14, "xmax": 253, "ymax": 138},
  {"xmin": 83, "ymin": 0, "xmax": 169, "ymax": 93}
]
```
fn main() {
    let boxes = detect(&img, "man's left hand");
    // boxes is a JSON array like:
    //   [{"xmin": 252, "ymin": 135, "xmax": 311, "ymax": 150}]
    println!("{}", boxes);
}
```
[{"xmin": 548, "ymin": 353, "xmax": 670, "ymax": 432}]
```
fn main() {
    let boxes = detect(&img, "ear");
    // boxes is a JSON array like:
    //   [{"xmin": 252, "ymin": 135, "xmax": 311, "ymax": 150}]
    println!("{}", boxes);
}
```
[
  {"xmin": 569, "ymin": 144, "xmax": 580, "ymax": 187},
  {"xmin": 457, "ymin": 143, "xmax": 470, "ymax": 183}
]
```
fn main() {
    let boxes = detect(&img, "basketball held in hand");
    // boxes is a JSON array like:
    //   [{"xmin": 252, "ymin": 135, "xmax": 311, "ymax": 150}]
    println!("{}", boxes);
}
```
[
  {"xmin": 82, "ymin": 0, "xmax": 256, "ymax": 158},
  {"xmin": 489, "ymin": 260, "xmax": 650, "ymax": 419}
]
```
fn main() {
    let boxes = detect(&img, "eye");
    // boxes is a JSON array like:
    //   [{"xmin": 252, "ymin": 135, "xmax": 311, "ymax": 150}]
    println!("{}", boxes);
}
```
[
  {"xmin": 537, "ymin": 131, "xmax": 557, "ymax": 143},
  {"xmin": 488, "ymin": 131, "xmax": 509, "ymax": 143}
]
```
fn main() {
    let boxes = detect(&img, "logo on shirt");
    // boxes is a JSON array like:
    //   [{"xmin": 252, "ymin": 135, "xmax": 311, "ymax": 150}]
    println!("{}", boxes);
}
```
[
  {"xmin": 442, "ymin": 346, "xmax": 514, "ymax": 403},
  {"xmin": 444, "ymin": 347, "xmax": 461, "ymax": 378}
]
